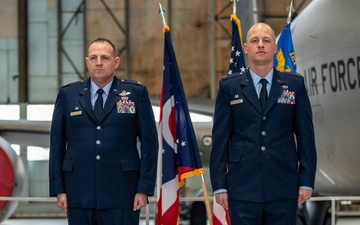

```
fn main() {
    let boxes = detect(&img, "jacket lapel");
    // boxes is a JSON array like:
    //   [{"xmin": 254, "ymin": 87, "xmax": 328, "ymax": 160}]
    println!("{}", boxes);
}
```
[
  {"xmin": 241, "ymin": 71, "xmax": 263, "ymax": 113},
  {"xmin": 264, "ymin": 70, "xmax": 285, "ymax": 114},
  {"xmin": 97, "ymin": 76, "xmax": 121, "ymax": 123},
  {"xmin": 78, "ymin": 78, "xmax": 96, "ymax": 121}
]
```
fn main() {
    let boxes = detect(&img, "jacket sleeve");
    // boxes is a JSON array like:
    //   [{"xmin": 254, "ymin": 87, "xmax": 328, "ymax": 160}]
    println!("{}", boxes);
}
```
[
  {"xmin": 49, "ymin": 89, "xmax": 67, "ymax": 196},
  {"xmin": 294, "ymin": 77, "xmax": 317, "ymax": 188},
  {"xmin": 136, "ymin": 86, "xmax": 159, "ymax": 196},
  {"xmin": 210, "ymin": 80, "xmax": 233, "ymax": 192}
]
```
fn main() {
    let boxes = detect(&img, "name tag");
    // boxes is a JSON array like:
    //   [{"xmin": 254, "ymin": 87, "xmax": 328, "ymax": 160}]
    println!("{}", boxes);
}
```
[
  {"xmin": 230, "ymin": 99, "xmax": 243, "ymax": 105},
  {"xmin": 70, "ymin": 111, "xmax": 82, "ymax": 116}
]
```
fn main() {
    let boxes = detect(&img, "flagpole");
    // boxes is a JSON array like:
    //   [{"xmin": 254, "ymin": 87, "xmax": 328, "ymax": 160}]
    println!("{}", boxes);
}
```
[
  {"xmin": 156, "ymin": 5, "xmax": 166, "ymax": 225},
  {"xmin": 159, "ymin": 3, "xmax": 167, "ymax": 27},
  {"xmin": 200, "ymin": 174, "xmax": 214, "ymax": 225},
  {"xmin": 231, "ymin": 0, "xmax": 239, "ymax": 15},
  {"xmin": 159, "ymin": 3, "xmax": 170, "ymax": 35},
  {"xmin": 287, "ymin": 0, "xmax": 294, "ymax": 24}
]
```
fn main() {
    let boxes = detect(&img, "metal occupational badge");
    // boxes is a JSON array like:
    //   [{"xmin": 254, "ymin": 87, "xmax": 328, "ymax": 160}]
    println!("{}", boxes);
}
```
[{"xmin": 117, "ymin": 90, "xmax": 136, "ymax": 114}]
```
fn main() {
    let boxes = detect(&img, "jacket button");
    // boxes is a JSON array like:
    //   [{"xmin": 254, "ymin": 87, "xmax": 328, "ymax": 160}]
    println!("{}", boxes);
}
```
[
  {"xmin": 261, "ymin": 131, "xmax": 266, "ymax": 136},
  {"xmin": 261, "ymin": 146, "xmax": 266, "ymax": 151},
  {"xmin": 262, "ymin": 116, "xmax": 267, "ymax": 120},
  {"xmin": 96, "ymin": 155, "xmax": 101, "ymax": 160},
  {"xmin": 96, "ymin": 140, "xmax": 101, "ymax": 145},
  {"xmin": 96, "ymin": 126, "xmax": 101, "ymax": 130}
]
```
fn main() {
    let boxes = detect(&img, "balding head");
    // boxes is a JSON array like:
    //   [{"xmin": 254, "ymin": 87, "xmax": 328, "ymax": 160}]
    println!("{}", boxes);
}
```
[
  {"xmin": 246, "ymin": 23, "xmax": 276, "ymax": 43},
  {"xmin": 243, "ymin": 22, "xmax": 278, "ymax": 75}
]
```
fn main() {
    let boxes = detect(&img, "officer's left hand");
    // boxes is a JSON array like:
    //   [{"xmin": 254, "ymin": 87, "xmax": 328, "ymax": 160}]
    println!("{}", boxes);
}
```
[
  {"xmin": 133, "ymin": 193, "xmax": 148, "ymax": 211},
  {"xmin": 298, "ymin": 188, "xmax": 312, "ymax": 205}
]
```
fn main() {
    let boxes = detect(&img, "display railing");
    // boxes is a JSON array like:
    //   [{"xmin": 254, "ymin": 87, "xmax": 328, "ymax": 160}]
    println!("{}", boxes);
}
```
[{"xmin": 1, "ymin": 196, "xmax": 360, "ymax": 225}]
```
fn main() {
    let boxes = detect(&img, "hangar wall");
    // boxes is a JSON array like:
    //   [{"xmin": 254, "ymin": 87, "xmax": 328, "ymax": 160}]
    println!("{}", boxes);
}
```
[
  {"xmin": 0, "ymin": 0, "xmax": 311, "ymax": 103},
  {"xmin": 0, "ymin": 1, "xmax": 18, "ymax": 103},
  {"xmin": 85, "ymin": 0, "xmax": 215, "ymax": 98},
  {"xmin": 0, "ymin": 0, "xmax": 312, "ymax": 217}
]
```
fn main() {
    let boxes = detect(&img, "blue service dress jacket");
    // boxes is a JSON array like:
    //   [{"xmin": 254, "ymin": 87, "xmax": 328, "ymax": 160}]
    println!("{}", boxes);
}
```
[
  {"xmin": 49, "ymin": 76, "xmax": 158, "ymax": 209},
  {"xmin": 210, "ymin": 69, "xmax": 317, "ymax": 202}
]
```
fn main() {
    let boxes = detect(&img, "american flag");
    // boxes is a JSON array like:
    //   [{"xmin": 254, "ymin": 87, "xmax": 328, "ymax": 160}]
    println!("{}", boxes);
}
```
[
  {"xmin": 213, "ymin": 13, "xmax": 246, "ymax": 225},
  {"xmin": 213, "ymin": 201, "xmax": 231, "ymax": 225},
  {"xmin": 227, "ymin": 14, "xmax": 246, "ymax": 75},
  {"xmin": 156, "ymin": 28, "xmax": 204, "ymax": 225}
]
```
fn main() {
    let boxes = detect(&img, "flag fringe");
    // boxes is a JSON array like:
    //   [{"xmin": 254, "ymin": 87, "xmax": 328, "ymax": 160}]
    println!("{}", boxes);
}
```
[
  {"xmin": 230, "ymin": 14, "xmax": 244, "ymax": 47},
  {"xmin": 179, "ymin": 168, "xmax": 204, "ymax": 187}
]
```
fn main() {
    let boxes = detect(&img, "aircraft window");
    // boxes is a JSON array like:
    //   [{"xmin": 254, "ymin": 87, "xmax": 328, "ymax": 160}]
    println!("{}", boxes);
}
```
[
  {"xmin": 152, "ymin": 106, "xmax": 212, "ymax": 123},
  {"xmin": 27, "ymin": 146, "xmax": 49, "ymax": 161},
  {"xmin": 27, "ymin": 104, "xmax": 54, "ymax": 121},
  {"xmin": 0, "ymin": 105, "xmax": 20, "ymax": 120},
  {"xmin": 189, "ymin": 112, "xmax": 212, "ymax": 122},
  {"xmin": 0, "ymin": 104, "xmax": 212, "ymax": 123}
]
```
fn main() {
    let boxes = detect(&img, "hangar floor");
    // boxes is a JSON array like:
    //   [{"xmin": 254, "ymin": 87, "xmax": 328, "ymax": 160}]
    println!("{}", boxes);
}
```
[
  {"xmin": 2, "ymin": 217, "xmax": 360, "ymax": 225},
  {"xmin": 3, "ymin": 218, "xmax": 156, "ymax": 225}
]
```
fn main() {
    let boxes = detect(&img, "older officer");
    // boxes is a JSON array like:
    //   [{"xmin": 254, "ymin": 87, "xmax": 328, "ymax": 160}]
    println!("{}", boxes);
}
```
[
  {"xmin": 210, "ymin": 23, "xmax": 317, "ymax": 225},
  {"xmin": 49, "ymin": 38, "xmax": 158, "ymax": 225}
]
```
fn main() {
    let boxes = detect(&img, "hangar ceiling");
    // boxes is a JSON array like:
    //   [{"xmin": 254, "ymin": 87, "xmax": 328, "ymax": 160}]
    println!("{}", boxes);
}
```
[
  {"xmin": 2, "ymin": 0, "xmax": 315, "ymax": 103},
  {"xmin": 212, "ymin": 0, "xmax": 313, "ymax": 98},
  {"xmin": 216, "ymin": 0, "xmax": 312, "ymax": 37},
  {"xmin": 258, "ymin": 0, "xmax": 313, "ymax": 35}
]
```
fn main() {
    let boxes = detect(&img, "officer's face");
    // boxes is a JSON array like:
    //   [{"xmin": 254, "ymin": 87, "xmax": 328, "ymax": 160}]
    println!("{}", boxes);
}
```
[
  {"xmin": 244, "ymin": 23, "xmax": 277, "ymax": 66},
  {"xmin": 86, "ymin": 42, "xmax": 120, "ymax": 87}
]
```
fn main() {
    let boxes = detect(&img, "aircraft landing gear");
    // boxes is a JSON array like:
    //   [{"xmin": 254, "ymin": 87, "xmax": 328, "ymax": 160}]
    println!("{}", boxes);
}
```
[
  {"xmin": 190, "ymin": 201, "xmax": 207, "ymax": 225},
  {"xmin": 297, "ymin": 201, "xmax": 334, "ymax": 225}
]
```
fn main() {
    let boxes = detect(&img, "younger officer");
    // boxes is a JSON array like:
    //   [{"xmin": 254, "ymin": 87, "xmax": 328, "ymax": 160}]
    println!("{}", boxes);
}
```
[{"xmin": 210, "ymin": 23, "xmax": 317, "ymax": 225}]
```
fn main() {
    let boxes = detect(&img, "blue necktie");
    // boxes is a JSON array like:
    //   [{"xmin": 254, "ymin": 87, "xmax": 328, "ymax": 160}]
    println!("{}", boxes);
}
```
[
  {"xmin": 94, "ymin": 89, "xmax": 104, "ymax": 121},
  {"xmin": 259, "ymin": 79, "xmax": 268, "ymax": 110}
]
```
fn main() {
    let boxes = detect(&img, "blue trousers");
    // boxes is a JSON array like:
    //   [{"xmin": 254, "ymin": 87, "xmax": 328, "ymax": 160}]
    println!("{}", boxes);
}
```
[
  {"xmin": 228, "ymin": 199, "xmax": 298, "ymax": 225},
  {"xmin": 67, "ymin": 207, "xmax": 140, "ymax": 225}
]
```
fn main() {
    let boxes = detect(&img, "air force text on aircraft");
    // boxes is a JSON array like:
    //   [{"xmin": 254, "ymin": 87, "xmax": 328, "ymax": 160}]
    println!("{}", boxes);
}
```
[{"xmin": 302, "ymin": 55, "xmax": 360, "ymax": 96}]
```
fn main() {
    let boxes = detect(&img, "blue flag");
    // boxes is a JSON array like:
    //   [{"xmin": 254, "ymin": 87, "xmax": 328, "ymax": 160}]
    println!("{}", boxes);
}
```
[
  {"xmin": 274, "ymin": 23, "xmax": 297, "ymax": 73},
  {"xmin": 228, "ymin": 15, "xmax": 246, "ymax": 75},
  {"xmin": 156, "ymin": 29, "xmax": 204, "ymax": 225}
]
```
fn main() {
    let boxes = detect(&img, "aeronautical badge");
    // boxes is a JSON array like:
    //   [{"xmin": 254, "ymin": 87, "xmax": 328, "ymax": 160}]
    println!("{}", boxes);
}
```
[
  {"xmin": 117, "ymin": 90, "xmax": 136, "ymax": 114},
  {"xmin": 119, "ymin": 90, "xmax": 131, "ymax": 97},
  {"xmin": 277, "ymin": 88, "xmax": 295, "ymax": 104}
]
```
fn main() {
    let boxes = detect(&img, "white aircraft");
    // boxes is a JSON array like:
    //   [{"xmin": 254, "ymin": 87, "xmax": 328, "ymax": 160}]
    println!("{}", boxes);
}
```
[
  {"xmin": 1, "ymin": 0, "xmax": 359, "ymax": 224},
  {"xmin": 0, "ymin": 103, "xmax": 213, "ymax": 224},
  {"xmin": 286, "ymin": 0, "xmax": 360, "ymax": 223},
  {"xmin": 0, "ymin": 120, "xmax": 50, "ymax": 223},
  {"xmin": 0, "ymin": 136, "xmax": 25, "ymax": 224},
  {"xmin": 294, "ymin": 0, "xmax": 360, "ymax": 197}
]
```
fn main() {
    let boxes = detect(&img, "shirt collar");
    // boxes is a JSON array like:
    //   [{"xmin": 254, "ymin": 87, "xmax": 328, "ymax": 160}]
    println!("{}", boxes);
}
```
[
  {"xmin": 249, "ymin": 68, "xmax": 274, "ymax": 86},
  {"xmin": 90, "ymin": 79, "xmax": 113, "ymax": 98}
]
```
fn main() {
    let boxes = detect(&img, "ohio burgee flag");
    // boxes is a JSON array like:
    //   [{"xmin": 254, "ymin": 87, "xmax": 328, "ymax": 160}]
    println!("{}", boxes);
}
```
[{"xmin": 156, "ymin": 27, "xmax": 204, "ymax": 225}]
